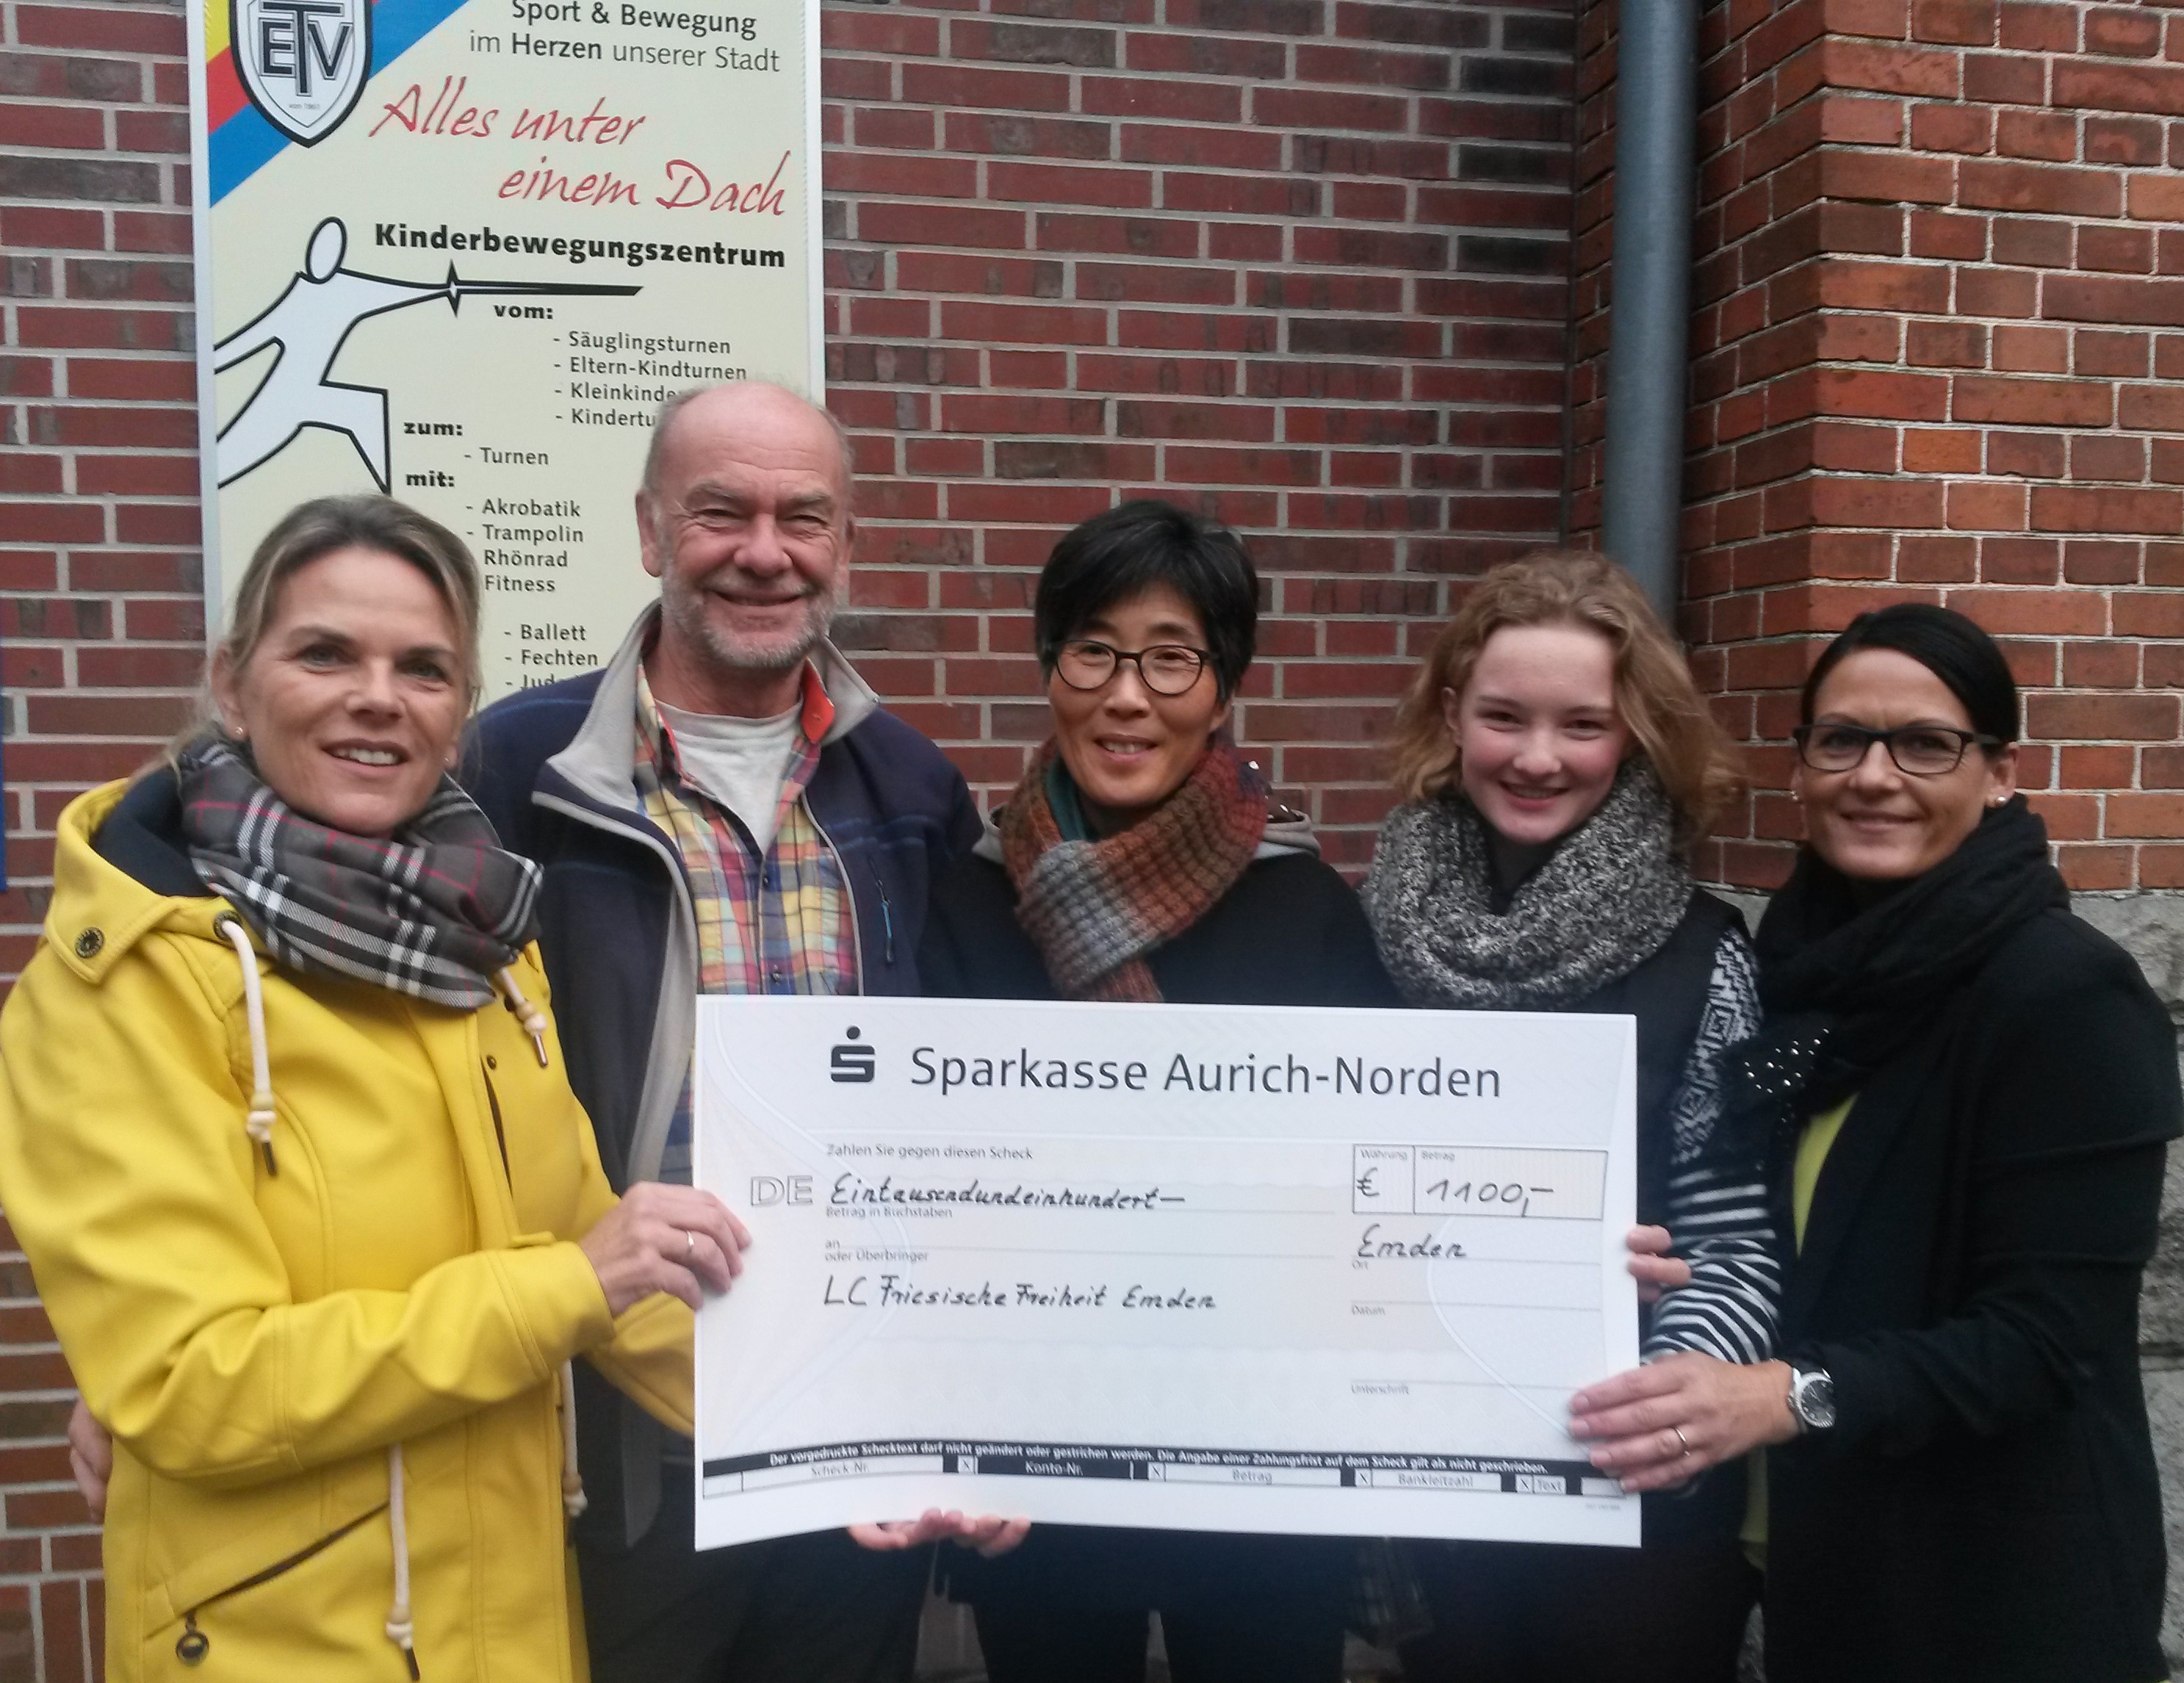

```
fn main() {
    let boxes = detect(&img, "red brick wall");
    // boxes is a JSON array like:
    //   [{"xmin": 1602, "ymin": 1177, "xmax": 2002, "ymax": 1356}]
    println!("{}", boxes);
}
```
[
  {"xmin": 1572, "ymin": 0, "xmax": 2184, "ymax": 892},
  {"xmin": 0, "ymin": 0, "xmax": 1579, "ymax": 1670},
  {"xmin": 819, "ymin": 0, "xmax": 1579, "ymax": 862},
  {"xmin": 1, "ymin": 0, "xmax": 196, "ymax": 1667}
]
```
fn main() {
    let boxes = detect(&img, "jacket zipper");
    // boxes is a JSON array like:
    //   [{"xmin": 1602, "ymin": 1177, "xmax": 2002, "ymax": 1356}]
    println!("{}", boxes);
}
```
[
  {"xmin": 482, "ymin": 1068, "xmax": 513, "ymax": 1183},
  {"xmin": 807, "ymin": 809, "xmax": 867, "ymax": 994},
  {"xmin": 530, "ymin": 791, "xmax": 701, "ymax": 1182},
  {"xmin": 173, "ymin": 1506, "xmax": 384, "ymax": 1665},
  {"xmin": 871, "ymin": 865, "xmax": 895, "ymax": 967}
]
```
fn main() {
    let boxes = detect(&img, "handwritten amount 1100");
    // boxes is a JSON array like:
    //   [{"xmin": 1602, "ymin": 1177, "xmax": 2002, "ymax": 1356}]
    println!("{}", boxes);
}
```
[{"xmin": 1423, "ymin": 1180, "xmax": 1556, "ymax": 1219}]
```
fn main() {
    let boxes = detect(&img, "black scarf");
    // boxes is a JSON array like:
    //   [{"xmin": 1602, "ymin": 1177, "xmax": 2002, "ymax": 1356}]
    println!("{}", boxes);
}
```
[
  {"xmin": 1720, "ymin": 795, "xmax": 2066, "ymax": 1156},
  {"xmin": 176, "ymin": 734, "xmax": 542, "ymax": 1009}
]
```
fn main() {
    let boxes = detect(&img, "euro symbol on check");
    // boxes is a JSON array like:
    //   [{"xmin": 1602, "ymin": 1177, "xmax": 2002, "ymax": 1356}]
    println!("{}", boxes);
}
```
[{"xmin": 1355, "ymin": 1169, "xmax": 1378, "ymax": 1197}]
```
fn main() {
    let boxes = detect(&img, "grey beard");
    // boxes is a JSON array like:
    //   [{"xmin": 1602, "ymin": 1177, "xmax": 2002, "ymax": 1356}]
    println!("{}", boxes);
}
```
[{"xmin": 667, "ymin": 587, "xmax": 836, "ymax": 676}]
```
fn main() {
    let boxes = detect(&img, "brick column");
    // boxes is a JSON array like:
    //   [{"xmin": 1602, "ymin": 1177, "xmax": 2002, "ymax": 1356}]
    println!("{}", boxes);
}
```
[
  {"xmin": 1573, "ymin": 0, "xmax": 2184, "ymax": 1661},
  {"xmin": 1576, "ymin": 0, "xmax": 2184, "ymax": 895},
  {"xmin": 1, "ymin": 1, "xmax": 198, "ymax": 1671}
]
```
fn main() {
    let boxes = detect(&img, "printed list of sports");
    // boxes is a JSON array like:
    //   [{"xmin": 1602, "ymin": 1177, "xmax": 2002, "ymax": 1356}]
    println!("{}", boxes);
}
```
[{"xmin": 194, "ymin": 0, "xmax": 818, "ymax": 695}]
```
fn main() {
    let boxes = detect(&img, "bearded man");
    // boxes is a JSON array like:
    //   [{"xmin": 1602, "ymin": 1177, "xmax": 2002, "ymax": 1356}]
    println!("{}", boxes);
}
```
[{"xmin": 469, "ymin": 381, "xmax": 981, "ymax": 1683}]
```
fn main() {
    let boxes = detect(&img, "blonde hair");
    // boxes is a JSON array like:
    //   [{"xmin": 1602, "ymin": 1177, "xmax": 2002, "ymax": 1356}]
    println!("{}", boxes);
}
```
[
  {"xmin": 1384, "ymin": 549, "xmax": 1745, "ymax": 848},
  {"xmin": 173, "ymin": 495, "xmax": 483, "ymax": 756}
]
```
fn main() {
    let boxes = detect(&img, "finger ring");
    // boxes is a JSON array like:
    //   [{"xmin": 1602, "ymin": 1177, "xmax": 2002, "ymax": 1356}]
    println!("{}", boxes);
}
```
[
  {"xmin": 683, "ymin": 1229, "xmax": 696, "ymax": 1261},
  {"xmin": 1672, "ymin": 1425, "xmax": 1692, "ymax": 1456}
]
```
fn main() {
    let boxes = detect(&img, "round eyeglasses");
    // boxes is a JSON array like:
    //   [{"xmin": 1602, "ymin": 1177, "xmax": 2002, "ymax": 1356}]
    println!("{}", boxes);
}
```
[
  {"xmin": 1793, "ymin": 722, "xmax": 2000, "ymax": 777},
  {"xmin": 1053, "ymin": 639, "xmax": 1211, "ymax": 696}
]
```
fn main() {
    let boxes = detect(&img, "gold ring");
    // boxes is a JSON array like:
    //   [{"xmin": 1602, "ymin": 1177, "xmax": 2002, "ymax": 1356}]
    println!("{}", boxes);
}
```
[
  {"xmin": 1672, "ymin": 1425, "xmax": 1692, "ymax": 1456},
  {"xmin": 684, "ymin": 1229, "xmax": 696, "ymax": 1261}
]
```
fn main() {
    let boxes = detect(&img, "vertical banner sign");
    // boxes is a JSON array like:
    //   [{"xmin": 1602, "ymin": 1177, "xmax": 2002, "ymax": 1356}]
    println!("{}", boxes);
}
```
[{"xmin": 189, "ymin": 0, "xmax": 822, "ymax": 699}]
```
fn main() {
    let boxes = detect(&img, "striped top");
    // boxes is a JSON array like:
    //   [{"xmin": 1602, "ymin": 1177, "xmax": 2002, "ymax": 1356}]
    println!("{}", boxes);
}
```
[{"xmin": 1643, "ymin": 929, "xmax": 1781, "ymax": 1366}]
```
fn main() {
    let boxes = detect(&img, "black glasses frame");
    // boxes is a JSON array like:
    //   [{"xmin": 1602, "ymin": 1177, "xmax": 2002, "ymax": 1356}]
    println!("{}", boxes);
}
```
[
  {"xmin": 1051, "ymin": 639, "xmax": 1213, "ymax": 696},
  {"xmin": 1792, "ymin": 722, "xmax": 2000, "ymax": 776}
]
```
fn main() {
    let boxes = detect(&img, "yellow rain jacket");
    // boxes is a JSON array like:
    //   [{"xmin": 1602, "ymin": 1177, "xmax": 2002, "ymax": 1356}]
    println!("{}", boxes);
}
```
[{"xmin": 0, "ymin": 779, "xmax": 693, "ymax": 1682}]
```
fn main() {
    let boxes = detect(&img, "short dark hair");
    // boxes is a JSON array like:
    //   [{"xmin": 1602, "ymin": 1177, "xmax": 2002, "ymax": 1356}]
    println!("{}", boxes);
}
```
[
  {"xmin": 1034, "ymin": 500, "xmax": 1258, "ymax": 701},
  {"xmin": 1801, "ymin": 602, "xmax": 2019, "ymax": 744}
]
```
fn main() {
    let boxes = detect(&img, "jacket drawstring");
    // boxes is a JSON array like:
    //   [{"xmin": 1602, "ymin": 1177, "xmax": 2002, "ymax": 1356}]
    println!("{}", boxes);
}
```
[
  {"xmin": 559, "ymin": 1361, "xmax": 588, "ymax": 1520},
  {"xmin": 213, "ymin": 925, "xmax": 554, "ymax": 1669},
  {"xmin": 215, "ymin": 916, "xmax": 278, "ymax": 1175},
  {"xmin": 385, "ymin": 1443, "xmax": 419, "ymax": 1678},
  {"xmin": 494, "ymin": 967, "xmax": 550, "ymax": 1067}
]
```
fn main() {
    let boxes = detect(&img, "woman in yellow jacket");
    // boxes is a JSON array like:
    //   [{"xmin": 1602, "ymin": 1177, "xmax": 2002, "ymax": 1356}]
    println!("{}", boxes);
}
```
[{"xmin": 0, "ymin": 494, "xmax": 749, "ymax": 1682}]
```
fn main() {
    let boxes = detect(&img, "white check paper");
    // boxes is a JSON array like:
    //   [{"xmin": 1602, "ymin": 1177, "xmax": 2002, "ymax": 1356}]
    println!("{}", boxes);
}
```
[{"xmin": 691, "ymin": 997, "xmax": 1640, "ymax": 1550}]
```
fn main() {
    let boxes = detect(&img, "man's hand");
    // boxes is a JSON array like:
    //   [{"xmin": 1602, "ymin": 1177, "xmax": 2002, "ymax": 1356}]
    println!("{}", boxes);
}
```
[
  {"xmin": 1625, "ymin": 1225, "xmax": 1693, "ymax": 1304},
  {"xmin": 850, "ymin": 1511, "xmax": 1030, "ymax": 1557},
  {"xmin": 578, "ymin": 1182, "xmax": 752, "ymax": 1316},
  {"xmin": 68, "ymin": 1397, "xmax": 111, "ymax": 1524}
]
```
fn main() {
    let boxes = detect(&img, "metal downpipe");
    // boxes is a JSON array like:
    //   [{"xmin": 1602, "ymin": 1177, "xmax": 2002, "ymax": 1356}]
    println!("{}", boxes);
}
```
[{"xmin": 1599, "ymin": 0, "xmax": 1701, "ymax": 622}]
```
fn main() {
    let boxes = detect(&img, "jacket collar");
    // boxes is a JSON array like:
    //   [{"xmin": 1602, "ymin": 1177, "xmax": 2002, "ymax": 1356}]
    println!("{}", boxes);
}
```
[
  {"xmin": 93, "ymin": 768, "xmax": 212, "ymax": 898},
  {"xmin": 541, "ymin": 603, "xmax": 879, "ymax": 816},
  {"xmin": 44, "ymin": 776, "xmax": 225, "ymax": 989}
]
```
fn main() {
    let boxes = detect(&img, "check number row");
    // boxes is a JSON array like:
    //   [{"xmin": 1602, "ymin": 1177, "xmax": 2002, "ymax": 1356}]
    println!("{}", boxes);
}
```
[{"xmin": 704, "ymin": 1455, "xmax": 1621, "ymax": 1499}]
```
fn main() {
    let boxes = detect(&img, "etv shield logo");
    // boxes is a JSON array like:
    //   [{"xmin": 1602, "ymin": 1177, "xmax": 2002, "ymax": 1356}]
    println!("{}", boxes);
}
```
[
  {"xmin": 830, "ymin": 1026, "xmax": 875, "ymax": 1084},
  {"xmin": 234, "ymin": 0, "xmax": 372, "ymax": 146}
]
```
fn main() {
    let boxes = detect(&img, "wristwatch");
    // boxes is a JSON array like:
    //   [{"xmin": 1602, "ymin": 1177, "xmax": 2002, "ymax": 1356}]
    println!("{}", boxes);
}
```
[{"xmin": 1788, "ymin": 1364, "xmax": 1837, "ymax": 1433}]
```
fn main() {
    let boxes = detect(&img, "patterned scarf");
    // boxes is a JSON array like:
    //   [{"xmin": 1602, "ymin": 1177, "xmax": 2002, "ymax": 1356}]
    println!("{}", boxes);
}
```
[
  {"xmin": 998, "ymin": 738, "xmax": 1269, "ymax": 1002},
  {"xmin": 176, "ymin": 734, "xmax": 542, "ymax": 1009},
  {"xmin": 1363, "ymin": 759, "xmax": 1693, "ymax": 1011}
]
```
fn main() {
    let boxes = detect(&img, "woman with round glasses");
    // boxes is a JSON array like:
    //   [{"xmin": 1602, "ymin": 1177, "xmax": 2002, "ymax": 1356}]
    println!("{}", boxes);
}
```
[
  {"xmin": 918, "ymin": 499, "xmax": 1397, "ymax": 1683},
  {"xmin": 1570, "ymin": 603, "xmax": 2178, "ymax": 1682}
]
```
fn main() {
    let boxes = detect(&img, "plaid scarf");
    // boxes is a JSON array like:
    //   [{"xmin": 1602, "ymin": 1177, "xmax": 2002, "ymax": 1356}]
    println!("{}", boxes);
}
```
[
  {"xmin": 998, "ymin": 738, "xmax": 1268, "ymax": 1002},
  {"xmin": 176, "ymin": 735, "xmax": 541, "ymax": 1009}
]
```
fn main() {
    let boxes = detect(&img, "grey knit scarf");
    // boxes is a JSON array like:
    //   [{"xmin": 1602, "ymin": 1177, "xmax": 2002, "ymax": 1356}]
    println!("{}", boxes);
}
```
[{"xmin": 1363, "ymin": 760, "xmax": 1692, "ymax": 1011}]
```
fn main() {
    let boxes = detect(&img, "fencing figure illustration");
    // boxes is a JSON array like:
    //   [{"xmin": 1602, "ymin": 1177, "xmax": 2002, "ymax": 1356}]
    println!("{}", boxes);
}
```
[{"xmin": 213, "ymin": 216, "xmax": 640, "ymax": 490}]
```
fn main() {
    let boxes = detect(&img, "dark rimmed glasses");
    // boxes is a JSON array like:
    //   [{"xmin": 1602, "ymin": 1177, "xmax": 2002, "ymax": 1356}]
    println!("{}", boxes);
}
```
[
  {"xmin": 1053, "ymin": 639, "xmax": 1211, "ymax": 696},
  {"xmin": 1793, "ymin": 722, "xmax": 2001, "ymax": 776}
]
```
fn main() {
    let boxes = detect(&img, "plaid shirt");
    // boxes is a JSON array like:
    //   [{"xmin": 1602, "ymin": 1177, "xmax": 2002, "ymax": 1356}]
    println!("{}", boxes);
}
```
[{"xmin": 633, "ymin": 663, "xmax": 858, "ymax": 1182}]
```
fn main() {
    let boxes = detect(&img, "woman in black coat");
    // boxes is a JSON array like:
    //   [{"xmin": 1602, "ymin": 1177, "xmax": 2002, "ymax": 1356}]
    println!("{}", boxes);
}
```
[
  {"xmin": 1571, "ymin": 604, "xmax": 2179, "ymax": 1683},
  {"xmin": 918, "ymin": 500, "xmax": 1396, "ymax": 1683}
]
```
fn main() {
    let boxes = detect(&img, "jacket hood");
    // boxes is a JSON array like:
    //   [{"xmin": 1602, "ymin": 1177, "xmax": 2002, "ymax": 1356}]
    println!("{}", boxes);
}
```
[
  {"xmin": 541, "ymin": 604, "xmax": 880, "ymax": 815},
  {"xmin": 42, "ymin": 776, "xmax": 224, "ymax": 990},
  {"xmin": 1258, "ymin": 806, "xmax": 1322, "ymax": 860},
  {"xmin": 969, "ymin": 802, "xmax": 1322, "ymax": 864}
]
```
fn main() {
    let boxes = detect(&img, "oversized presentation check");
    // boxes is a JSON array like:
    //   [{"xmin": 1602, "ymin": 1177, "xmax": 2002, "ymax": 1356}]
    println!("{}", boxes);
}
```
[{"xmin": 691, "ymin": 997, "xmax": 1639, "ymax": 1551}]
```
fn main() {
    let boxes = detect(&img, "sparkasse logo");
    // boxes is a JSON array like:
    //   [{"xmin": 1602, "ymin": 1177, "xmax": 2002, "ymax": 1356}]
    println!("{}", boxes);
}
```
[{"xmin": 830, "ymin": 1026, "xmax": 875, "ymax": 1084}]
